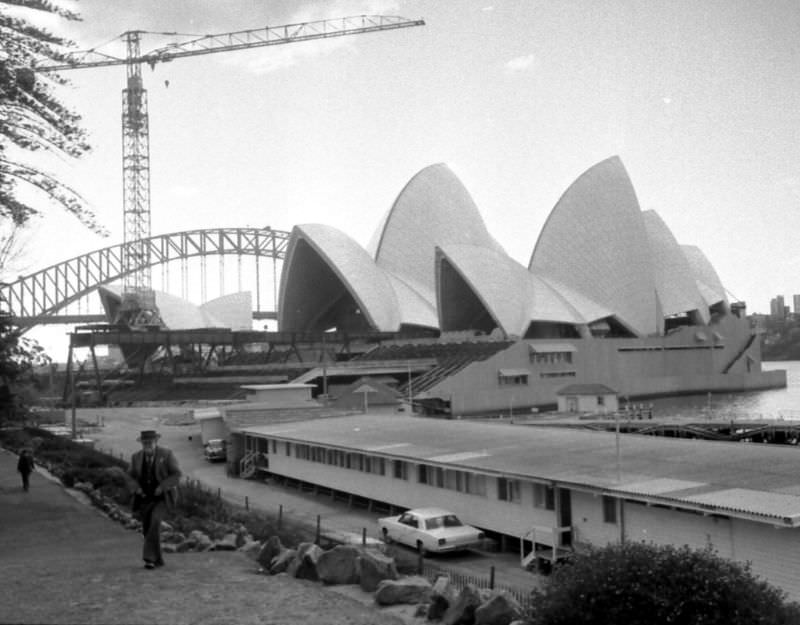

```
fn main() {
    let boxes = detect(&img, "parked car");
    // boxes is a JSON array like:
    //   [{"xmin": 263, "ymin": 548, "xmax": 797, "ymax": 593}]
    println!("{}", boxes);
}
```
[
  {"xmin": 378, "ymin": 507, "xmax": 485, "ymax": 554},
  {"xmin": 203, "ymin": 439, "xmax": 227, "ymax": 462}
]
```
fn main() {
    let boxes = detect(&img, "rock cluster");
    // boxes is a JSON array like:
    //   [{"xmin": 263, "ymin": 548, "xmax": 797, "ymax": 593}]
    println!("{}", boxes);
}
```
[
  {"xmin": 256, "ymin": 535, "xmax": 527, "ymax": 625},
  {"xmin": 66, "ymin": 477, "xmax": 529, "ymax": 624},
  {"xmin": 69, "ymin": 481, "xmax": 261, "ymax": 554}
]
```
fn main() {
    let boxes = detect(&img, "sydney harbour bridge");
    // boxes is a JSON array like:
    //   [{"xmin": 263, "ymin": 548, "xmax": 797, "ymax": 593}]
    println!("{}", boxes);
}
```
[
  {"xmin": 0, "ymin": 227, "xmax": 290, "ymax": 328},
  {"xmin": 0, "ymin": 226, "xmax": 412, "ymax": 404}
]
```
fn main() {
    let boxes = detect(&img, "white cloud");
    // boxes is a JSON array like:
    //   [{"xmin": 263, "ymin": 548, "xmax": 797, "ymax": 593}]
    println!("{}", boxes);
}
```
[
  {"xmin": 503, "ymin": 54, "xmax": 536, "ymax": 74},
  {"xmin": 482, "ymin": 6, "xmax": 495, "ymax": 11}
]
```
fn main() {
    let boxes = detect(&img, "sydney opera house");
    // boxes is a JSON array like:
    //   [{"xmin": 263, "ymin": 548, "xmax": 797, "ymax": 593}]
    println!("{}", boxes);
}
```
[{"xmin": 277, "ymin": 156, "xmax": 785, "ymax": 415}]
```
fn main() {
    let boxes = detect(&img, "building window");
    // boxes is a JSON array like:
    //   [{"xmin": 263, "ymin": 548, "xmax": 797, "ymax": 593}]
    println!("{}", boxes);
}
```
[
  {"xmin": 435, "ymin": 467, "xmax": 445, "ymax": 488},
  {"xmin": 285, "ymin": 442, "xmax": 291, "ymax": 456},
  {"xmin": 393, "ymin": 460, "xmax": 408, "ymax": 480},
  {"xmin": 603, "ymin": 496, "xmax": 617, "ymax": 524},
  {"xmin": 533, "ymin": 483, "xmax": 555, "ymax": 510},
  {"xmin": 464, "ymin": 473, "xmax": 487, "ymax": 496},
  {"xmin": 530, "ymin": 351, "xmax": 573, "ymax": 365},
  {"xmin": 498, "ymin": 477, "xmax": 521, "ymax": 503},
  {"xmin": 597, "ymin": 396, "xmax": 605, "ymax": 406},
  {"xmin": 498, "ymin": 372, "xmax": 529, "ymax": 386},
  {"xmin": 418, "ymin": 464, "xmax": 429, "ymax": 484},
  {"xmin": 271, "ymin": 440, "xmax": 277, "ymax": 454}
]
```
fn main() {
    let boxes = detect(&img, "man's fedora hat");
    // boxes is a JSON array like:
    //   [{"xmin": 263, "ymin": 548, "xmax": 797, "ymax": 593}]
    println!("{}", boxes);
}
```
[{"xmin": 137, "ymin": 430, "xmax": 160, "ymax": 442}]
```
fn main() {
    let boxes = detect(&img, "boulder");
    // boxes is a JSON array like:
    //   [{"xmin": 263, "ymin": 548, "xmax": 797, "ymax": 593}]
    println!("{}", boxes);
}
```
[
  {"xmin": 179, "ymin": 530, "xmax": 213, "ymax": 552},
  {"xmin": 374, "ymin": 576, "xmax": 432, "ymax": 606},
  {"xmin": 257, "ymin": 536, "xmax": 283, "ymax": 570},
  {"xmin": 317, "ymin": 544, "xmax": 362, "ymax": 585},
  {"xmin": 357, "ymin": 550, "xmax": 398, "ymax": 592},
  {"xmin": 295, "ymin": 543, "xmax": 324, "ymax": 581},
  {"xmin": 427, "ymin": 575, "xmax": 455, "ymax": 620},
  {"xmin": 286, "ymin": 542, "xmax": 315, "ymax": 578},
  {"xmin": 238, "ymin": 538, "xmax": 262, "ymax": 558},
  {"xmin": 474, "ymin": 591, "xmax": 523, "ymax": 625},
  {"xmin": 443, "ymin": 584, "xmax": 484, "ymax": 625},
  {"xmin": 213, "ymin": 533, "xmax": 239, "ymax": 551},
  {"xmin": 269, "ymin": 548, "xmax": 297, "ymax": 575}
]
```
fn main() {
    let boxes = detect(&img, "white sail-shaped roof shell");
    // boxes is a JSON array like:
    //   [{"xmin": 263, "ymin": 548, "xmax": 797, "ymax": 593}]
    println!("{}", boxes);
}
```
[
  {"xmin": 642, "ymin": 210, "xmax": 709, "ymax": 323},
  {"xmin": 529, "ymin": 156, "xmax": 658, "ymax": 337},
  {"xmin": 278, "ymin": 224, "xmax": 401, "ymax": 332},
  {"xmin": 97, "ymin": 285, "xmax": 249, "ymax": 330},
  {"xmin": 200, "ymin": 292, "xmax": 253, "ymax": 331},
  {"xmin": 681, "ymin": 244, "xmax": 728, "ymax": 307},
  {"xmin": 437, "ymin": 245, "xmax": 586, "ymax": 337},
  {"xmin": 372, "ymin": 163, "xmax": 506, "ymax": 297}
]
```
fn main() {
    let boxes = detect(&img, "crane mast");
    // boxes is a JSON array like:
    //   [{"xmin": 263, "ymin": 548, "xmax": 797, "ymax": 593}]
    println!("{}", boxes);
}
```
[
  {"xmin": 121, "ymin": 31, "xmax": 154, "ymax": 324},
  {"xmin": 36, "ymin": 15, "xmax": 425, "ymax": 327}
]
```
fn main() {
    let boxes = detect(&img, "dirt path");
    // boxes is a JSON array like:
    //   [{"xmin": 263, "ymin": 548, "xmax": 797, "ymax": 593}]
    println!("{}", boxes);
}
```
[{"xmin": 0, "ymin": 448, "xmax": 420, "ymax": 625}]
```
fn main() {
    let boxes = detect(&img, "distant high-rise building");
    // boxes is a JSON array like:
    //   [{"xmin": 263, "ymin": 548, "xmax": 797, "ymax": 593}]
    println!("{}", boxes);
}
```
[
  {"xmin": 771, "ymin": 295, "xmax": 786, "ymax": 319},
  {"xmin": 794, "ymin": 294, "xmax": 800, "ymax": 315}
]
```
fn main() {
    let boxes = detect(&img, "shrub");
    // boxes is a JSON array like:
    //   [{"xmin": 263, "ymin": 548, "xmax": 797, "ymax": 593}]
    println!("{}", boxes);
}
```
[
  {"xmin": 527, "ymin": 542, "xmax": 800, "ymax": 625},
  {"xmin": 61, "ymin": 465, "xmax": 133, "ymax": 505},
  {"xmin": 171, "ymin": 480, "xmax": 315, "ymax": 545}
]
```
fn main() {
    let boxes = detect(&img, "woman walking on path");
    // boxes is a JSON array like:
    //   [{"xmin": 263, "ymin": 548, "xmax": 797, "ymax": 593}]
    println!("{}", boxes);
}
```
[
  {"xmin": 17, "ymin": 448, "xmax": 35, "ymax": 491},
  {"xmin": 127, "ymin": 429, "xmax": 182, "ymax": 570}
]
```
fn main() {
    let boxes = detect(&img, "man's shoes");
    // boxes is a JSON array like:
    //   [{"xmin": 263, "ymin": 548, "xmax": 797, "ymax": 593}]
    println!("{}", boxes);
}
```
[
  {"xmin": 144, "ymin": 561, "xmax": 155, "ymax": 570},
  {"xmin": 154, "ymin": 560, "xmax": 165, "ymax": 568}
]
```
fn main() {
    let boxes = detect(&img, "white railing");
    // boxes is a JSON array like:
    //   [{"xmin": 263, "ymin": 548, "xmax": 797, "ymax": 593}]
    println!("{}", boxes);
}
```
[
  {"xmin": 520, "ymin": 525, "xmax": 572, "ymax": 568},
  {"xmin": 238, "ymin": 449, "xmax": 258, "ymax": 478}
]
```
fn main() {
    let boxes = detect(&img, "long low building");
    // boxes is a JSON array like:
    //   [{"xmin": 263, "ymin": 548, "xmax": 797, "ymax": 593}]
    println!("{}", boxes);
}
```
[{"xmin": 232, "ymin": 413, "xmax": 800, "ymax": 599}]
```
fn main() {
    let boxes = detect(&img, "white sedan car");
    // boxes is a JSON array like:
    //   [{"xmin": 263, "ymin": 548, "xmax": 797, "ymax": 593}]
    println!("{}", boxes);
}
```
[{"xmin": 378, "ymin": 507, "xmax": 485, "ymax": 554}]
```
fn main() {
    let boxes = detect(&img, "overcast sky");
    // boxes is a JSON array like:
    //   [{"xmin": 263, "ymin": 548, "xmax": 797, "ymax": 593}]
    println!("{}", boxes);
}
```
[{"xmin": 8, "ymin": 0, "xmax": 800, "ymax": 354}]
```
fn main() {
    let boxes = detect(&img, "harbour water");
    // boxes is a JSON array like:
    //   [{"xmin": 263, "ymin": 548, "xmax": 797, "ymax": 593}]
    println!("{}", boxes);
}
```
[{"xmin": 643, "ymin": 361, "xmax": 800, "ymax": 421}]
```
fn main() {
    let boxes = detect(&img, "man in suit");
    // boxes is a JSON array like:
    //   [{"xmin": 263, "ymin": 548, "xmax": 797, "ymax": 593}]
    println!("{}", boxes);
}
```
[{"xmin": 128, "ymin": 429, "xmax": 182, "ymax": 569}]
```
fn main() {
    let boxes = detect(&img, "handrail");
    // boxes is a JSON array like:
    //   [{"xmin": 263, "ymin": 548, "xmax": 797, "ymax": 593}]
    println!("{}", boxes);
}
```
[{"xmin": 520, "ymin": 525, "xmax": 572, "ymax": 567}]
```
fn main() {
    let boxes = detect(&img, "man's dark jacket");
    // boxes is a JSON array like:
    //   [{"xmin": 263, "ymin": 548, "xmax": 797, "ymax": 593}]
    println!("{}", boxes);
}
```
[{"xmin": 128, "ymin": 446, "xmax": 181, "ymax": 510}]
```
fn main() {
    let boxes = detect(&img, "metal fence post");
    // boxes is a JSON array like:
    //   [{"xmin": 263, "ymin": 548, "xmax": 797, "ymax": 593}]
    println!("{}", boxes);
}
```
[
  {"xmin": 278, "ymin": 504, "xmax": 283, "ymax": 529},
  {"xmin": 362, "ymin": 527, "xmax": 367, "ymax": 545},
  {"xmin": 245, "ymin": 495, "xmax": 249, "ymax": 510},
  {"xmin": 315, "ymin": 515, "xmax": 321, "ymax": 545},
  {"xmin": 489, "ymin": 565, "xmax": 495, "ymax": 590}
]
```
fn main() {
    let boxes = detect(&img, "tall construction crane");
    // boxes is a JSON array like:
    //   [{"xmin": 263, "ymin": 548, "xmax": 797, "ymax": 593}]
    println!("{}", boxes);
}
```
[{"xmin": 35, "ymin": 15, "xmax": 425, "ymax": 327}]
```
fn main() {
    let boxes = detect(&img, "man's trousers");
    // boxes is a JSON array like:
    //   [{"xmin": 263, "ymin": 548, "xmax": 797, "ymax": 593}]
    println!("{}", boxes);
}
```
[{"xmin": 140, "ymin": 500, "xmax": 166, "ymax": 564}]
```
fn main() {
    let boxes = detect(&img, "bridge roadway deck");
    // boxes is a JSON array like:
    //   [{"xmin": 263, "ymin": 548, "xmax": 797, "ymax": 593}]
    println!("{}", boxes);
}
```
[{"xmin": 74, "ymin": 405, "xmax": 539, "ymax": 592}]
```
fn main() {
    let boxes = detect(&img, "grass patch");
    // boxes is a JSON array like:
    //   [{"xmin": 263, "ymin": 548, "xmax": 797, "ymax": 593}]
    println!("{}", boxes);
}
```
[{"xmin": 1, "ymin": 426, "xmax": 318, "ymax": 545}]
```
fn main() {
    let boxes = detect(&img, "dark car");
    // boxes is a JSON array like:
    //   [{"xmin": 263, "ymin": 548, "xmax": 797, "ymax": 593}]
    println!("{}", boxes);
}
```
[{"xmin": 204, "ymin": 439, "xmax": 227, "ymax": 462}]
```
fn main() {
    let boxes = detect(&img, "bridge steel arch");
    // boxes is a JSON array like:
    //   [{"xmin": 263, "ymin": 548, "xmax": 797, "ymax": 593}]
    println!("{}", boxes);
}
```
[{"xmin": 0, "ymin": 227, "xmax": 290, "ymax": 326}]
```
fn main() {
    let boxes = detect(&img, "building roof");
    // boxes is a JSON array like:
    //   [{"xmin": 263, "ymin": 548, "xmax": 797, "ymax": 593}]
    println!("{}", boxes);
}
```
[
  {"xmin": 277, "ymin": 157, "xmax": 727, "ymax": 340},
  {"xmin": 529, "ymin": 156, "xmax": 658, "ymax": 336},
  {"xmin": 97, "ymin": 285, "xmax": 252, "ymax": 330},
  {"xmin": 239, "ymin": 414, "xmax": 800, "ymax": 526},
  {"xmin": 642, "ymin": 210, "xmax": 709, "ymax": 323}
]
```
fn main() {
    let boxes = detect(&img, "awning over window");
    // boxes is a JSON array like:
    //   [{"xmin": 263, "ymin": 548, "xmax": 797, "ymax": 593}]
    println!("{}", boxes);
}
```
[
  {"xmin": 499, "ymin": 368, "xmax": 531, "ymax": 377},
  {"xmin": 528, "ymin": 342, "xmax": 577, "ymax": 353}
]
